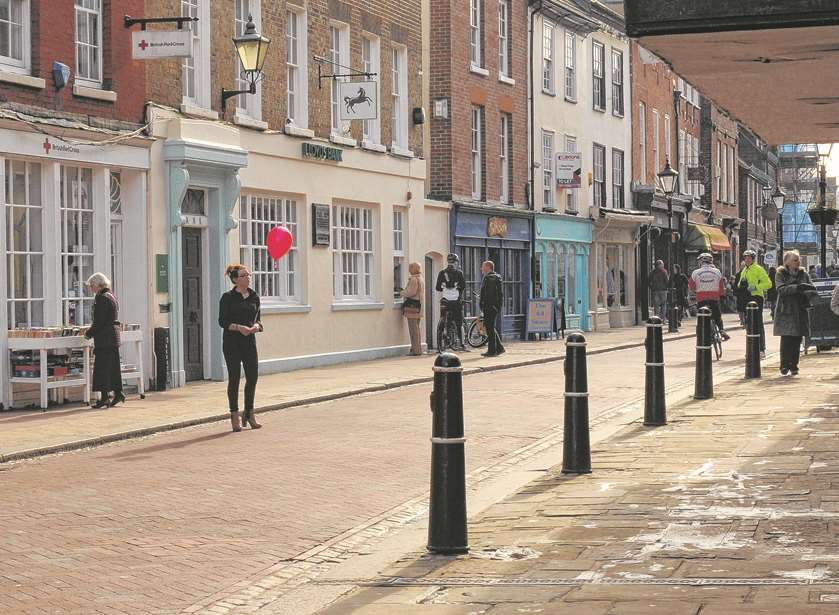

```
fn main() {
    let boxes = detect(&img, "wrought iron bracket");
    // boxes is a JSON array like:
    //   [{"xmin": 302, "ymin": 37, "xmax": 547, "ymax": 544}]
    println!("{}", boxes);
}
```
[
  {"xmin": 313, "ymin": 55, "xmax": 376, "ymax": 89},
  {"xmin": 124, "ymin": 15, "xmax": 198, "ymax": 30}
]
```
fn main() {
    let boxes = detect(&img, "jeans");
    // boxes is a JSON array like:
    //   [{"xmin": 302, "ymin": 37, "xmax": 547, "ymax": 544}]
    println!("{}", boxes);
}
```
[
  {"xmin": 780, "ymin": 335, "xmax": 802, "ymax": 371},
  {"xmin": 223, "ymin": 338, "xmax": 259, "ymax": 412},
  {"xmin": 697, "ymin": 299, "xmax": 724, "ymax": 333},
  {"xmin": 652, "ymin": 290, "xmax": 668, "ymax": 322},
  {"xmin": 484, "ymin": 307, "xmax": 505, "ymax": 356}
]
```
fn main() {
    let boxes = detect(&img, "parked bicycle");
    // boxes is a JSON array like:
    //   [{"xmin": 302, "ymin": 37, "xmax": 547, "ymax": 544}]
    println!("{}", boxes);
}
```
[{"xmin": 437, "ymin": 292, "xmax": 488, "ymax": 352}]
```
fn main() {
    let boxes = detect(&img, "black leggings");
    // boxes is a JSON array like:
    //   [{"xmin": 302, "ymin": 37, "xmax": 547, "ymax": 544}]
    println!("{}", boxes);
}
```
[
  {"xmin": 697, "ymin": 299, "xmax": 724, "ymax": 333},
  {"xmin": 223, "ymin": 339, "xmax": 258, "ymax": 412},
  {"xmin": 780, "ymin": 336, "xmax": 802, "ymax": 371}
]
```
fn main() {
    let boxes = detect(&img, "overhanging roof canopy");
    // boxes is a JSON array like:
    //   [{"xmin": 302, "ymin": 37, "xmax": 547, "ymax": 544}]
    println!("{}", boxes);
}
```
[
  {"xmin": 624, "ymin": 0, "xmax": 839, "ymax": 145},
  {"xmin": 685, "ymin": 223, "xmax": 732, "ymax": 253}
]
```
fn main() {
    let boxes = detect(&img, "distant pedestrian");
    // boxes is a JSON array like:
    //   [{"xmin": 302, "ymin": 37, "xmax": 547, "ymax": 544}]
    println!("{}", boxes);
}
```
[
  {"xmin": 479, "ymin": 260, "xmax": 505, "ymax": 357},
  {"xmin": 673, "ymin": 263, "xmax": 689, "ymax": 324},
  {"xmin": 648, "ymin": 260, "xmax": 670, "ymax": 322},
  {"xmin": 400, "ymin": 262, "xmax": 425, "ymax": 356},
  {"xmin": 766, "ymin": 266, "xmax": 778, "ymax": 319},
  {"xmin": 219, "ymin": 264, "xmax": 263, "ymax": 432},
  {"xmin": 739, "ymin": 249, "xmax": 772, "ymax": 356},
  {"xmin": 774, "ymin": 250, "xmax": 817, "ymax": 376},
  {"xmin": 85, "ymin": 273, "xmax": 124, "ymax": 409}
]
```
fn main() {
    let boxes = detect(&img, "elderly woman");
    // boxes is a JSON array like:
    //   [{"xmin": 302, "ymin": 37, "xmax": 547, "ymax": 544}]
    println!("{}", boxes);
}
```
[
  {"xmin": 773, "ymin": 250, "xmax": 817, "ymax": 376},
  {"xmin": 84, "ymin": 273, "xmax": 124, "ymax": 408},
  {"xmin": 400, "ymin": 262, "xmax": 424, "ymax": 356}
]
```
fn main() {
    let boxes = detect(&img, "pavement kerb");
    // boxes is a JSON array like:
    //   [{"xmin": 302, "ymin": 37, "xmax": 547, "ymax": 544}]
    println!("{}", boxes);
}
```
[{"xmin": 0, "ymin": 328, "xmax": 701, "ymax": 465}]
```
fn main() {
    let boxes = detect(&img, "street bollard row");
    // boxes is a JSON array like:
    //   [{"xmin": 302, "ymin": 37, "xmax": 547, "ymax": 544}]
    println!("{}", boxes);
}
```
[
  {"xmin": 562, "ymin": 334, "xmax": 592, "ymax": 474},
  {"xmin": 745, "ymin": 301, "xmax": 761, "ymax": 379},
  {"xmin": 694, "ymin": 307, "xmax": 714, "ymax": 400},
  {"xmin": 644, "ymin": 316, "xmax": 667, "ymax": 426}
]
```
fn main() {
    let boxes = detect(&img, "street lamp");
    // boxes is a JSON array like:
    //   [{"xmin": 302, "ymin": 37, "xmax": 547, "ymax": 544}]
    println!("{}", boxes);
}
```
[
  {"xmin": 658, "ymin": 159, "xmax": 679, "ymax": 333},
  {"xmin": 221, "ymin": 16, "xmax": 271, "ymax": 116},
  {"xmin": 772, "ymin": 185, "xmax": 786, "ymax": 256},
  {"xmin": 807, "ymin": 143, "xmax": 837, "ymax": 278}
]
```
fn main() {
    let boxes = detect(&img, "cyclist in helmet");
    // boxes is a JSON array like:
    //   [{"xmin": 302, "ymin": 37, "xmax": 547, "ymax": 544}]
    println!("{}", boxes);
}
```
[
  {"xmin": 435, "ymin": 253, "xmax": 467, "ymax": 350},
  {"xmin": 688, "ymin": 252, "xmax": 730, "ymax": 341},
  {"xmin": 739, "ymin": 249, "xmax": 772, "ymax": 356}
]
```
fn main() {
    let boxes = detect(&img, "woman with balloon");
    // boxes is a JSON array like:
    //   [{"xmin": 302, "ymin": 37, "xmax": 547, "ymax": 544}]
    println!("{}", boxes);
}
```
[{"xmin": 217, "ymin": 226, "xmax": 293, "ymax": 432}]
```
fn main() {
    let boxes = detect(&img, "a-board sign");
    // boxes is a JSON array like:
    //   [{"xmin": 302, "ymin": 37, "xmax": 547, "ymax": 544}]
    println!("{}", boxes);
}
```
[{"xmin": 526, "ymin": 298, "xmax": 555, "ymax": 335}]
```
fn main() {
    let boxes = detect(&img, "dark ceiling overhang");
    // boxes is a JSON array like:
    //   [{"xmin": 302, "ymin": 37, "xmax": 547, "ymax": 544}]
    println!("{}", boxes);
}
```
[{"xmin": 623, "ymin": 0, "xmax": 839, "ymax": 145}]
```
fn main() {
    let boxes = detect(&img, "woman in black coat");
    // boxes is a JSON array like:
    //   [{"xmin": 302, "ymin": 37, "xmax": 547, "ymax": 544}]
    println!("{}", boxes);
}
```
[
  {"xmin": 85, "ymin": 273, "xmax": 124, "ymax": 408},
  {"xmin": 773, "ymin": 250, "xmax": 817, "ymax": 376}
]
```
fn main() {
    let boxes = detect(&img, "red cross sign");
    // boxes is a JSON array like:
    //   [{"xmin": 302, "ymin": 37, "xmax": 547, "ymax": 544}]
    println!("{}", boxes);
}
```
[
  {"xmin": 43, "ymin": 138, "xmax": 51, "ymax": 154},
  {"xmin": 138, "ymin": 39, "xmax": 149, "ymax": 51}
]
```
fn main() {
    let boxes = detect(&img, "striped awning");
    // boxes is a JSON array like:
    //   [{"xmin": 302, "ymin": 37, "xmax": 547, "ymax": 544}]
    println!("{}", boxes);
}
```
[{"xmin": 684, "ymin": 223, "xmax": 732, "ymax": 252}]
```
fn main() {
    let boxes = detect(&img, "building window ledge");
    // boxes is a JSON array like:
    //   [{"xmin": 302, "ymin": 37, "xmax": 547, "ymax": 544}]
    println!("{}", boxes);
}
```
[
  {"xmin": 469, "ymin": 64, "xmax": 489, "ymax": 77},
  {"xmin": 331, "ymin": 302, "xmax": 385, "ymax": 312},
  {"xmin": 261, "ymin": 304, "xmax": 312, "ymax": 315},
  {"xmin": 180, "ymin": 103, "xmax": 219, "ymax": 120},
  {"xmin": 73, "ymin": 84, "xmax": 116, "ymax": 102},
  {"xmin": 361, "ymin": 140, "xmax": 387, "ymax": 153},
  {"xmin": 542, "ymin": 88, "xmax": 556, "ymax": 97},
  {"xmin": 565, "ymin": 96, "xmax": 578, "ymax": 104},
  {"xmin": 284, "ymin": 123, "xmax": 315, "ymax": 138},
  {"xmin": 390, "ymin": 145, "xmax": 415, "ymax": 159},
  {"xmin": 234, "ymin": 114, "xmax": 268, "ymax": 131},
  {"xmin": 498, "ymin": 73, "xmax": 515, "ymax": 86},
  {"xmin": 0, "ymin": 70, "xmax": 45, "ymax": 89},
  {"xmin": 330, "ymin": 133, "xmax": 357, "ymax": 147}
]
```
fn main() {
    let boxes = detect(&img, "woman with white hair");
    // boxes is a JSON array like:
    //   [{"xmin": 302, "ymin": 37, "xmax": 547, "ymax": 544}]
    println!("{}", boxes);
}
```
[
  {"xmin": 773, "ymin": 250, "xmax": 817, "ymax": 376},
  {"xmin": 84, "ymin": 272, "xmax": 124, "ymax": 408}
]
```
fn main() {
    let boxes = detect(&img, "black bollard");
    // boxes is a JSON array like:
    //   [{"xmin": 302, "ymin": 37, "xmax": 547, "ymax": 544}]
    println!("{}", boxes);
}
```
[
  {"xmin": 644, "ymin": 316, "xmax": 667, "ymax": 426},
  {"xmin": 745, "ymin": 301, "xmax": 761, "ymax": 379},
  {"xmin": 562, "ymin": 334, "xmax": 592, "ymax": 474},
  {"xmin": 427, "ymin": 352, "xmax": 468, "ymax": 555},
  {"xmin": 694, "ymin": 307, "xmax": 714, "ymax": 400}
]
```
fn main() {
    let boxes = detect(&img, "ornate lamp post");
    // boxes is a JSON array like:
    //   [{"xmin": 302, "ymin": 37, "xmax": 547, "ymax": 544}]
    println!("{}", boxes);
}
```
[
  {"xmin": 772, "ymin": 185, "xmax": 786, "ymax": 256},
  {"xmin": 807, "ymin": 143, "xmax": 837, "ymax": 278},
  {"xmin": 658, "ymin": 159, "xmax": 679, "ymax": 333},
  {"xmin": 221, "ymin": 16, "xmax": 271, "ymax": 116}
]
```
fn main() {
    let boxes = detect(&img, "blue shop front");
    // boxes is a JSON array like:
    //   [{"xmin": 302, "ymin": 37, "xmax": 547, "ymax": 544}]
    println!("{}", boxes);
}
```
[
  {"xmin": 452, "ymin": 205, "xmax": 532, "ymax": 338},
  {"xmin": 534, "ymin": 214, "xmax": 592, "ymax": 331}
]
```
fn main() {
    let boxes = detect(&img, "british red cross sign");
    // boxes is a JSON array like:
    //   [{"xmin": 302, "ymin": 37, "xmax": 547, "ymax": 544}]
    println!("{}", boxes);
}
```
[
  {"xmin": 131, "ymin": 30, "xmax": 192, "ymax": 60},
  {"xmin": 43, "ymin": 138, "xmax": 51, "ymax": 154}
]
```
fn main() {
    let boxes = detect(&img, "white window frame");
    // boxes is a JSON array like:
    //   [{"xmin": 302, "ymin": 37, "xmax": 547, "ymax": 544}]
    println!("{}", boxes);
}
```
[
  {"xmin": 592, "ymin": 40, "xmax": 605, "ymax": 111},
  {"xmin": 565, "ymin": 134, "xmax": 578, "ymax": 213},
  {"xmin": 390, "ymin": 44, "xmax": 409, "ymax": 152},
  {"xmin": 542, "ymin": 20, "xmax": 554, "ymax": 94},
  {"xmin": 664, "ymin": 114, "xmax": 672, "ymax": 165},
  {"xmin": 362, "ymin": 34, "xmax": 381, "ymax": 145},
  {"xmin": 652, "ymin": 109, "xmax": 660, "ymax": 175},
  {"xmin": 470, "ymin": 0, "xmax": 483, "ymax": 69},
  {"xmin": 612, "ymin": 149, "xmax": 624, "ymax": 209},
  {"xmin": 285, "ymin": 7, "xmax": 309, "ymax": 128},
  {"xmin": 60, "ymin": 165, "xmax": 95, "ymax": 326},
  {"xmin": 239, "ymin": 194, "xmax": 302, "ymax": 305},
  {"xmin": 235, "ymin": 0, "xmax": 262, "ymax": 120},
  {"xmin": 471, "ymin": 106, "xmax": 484, "ymax": 200},
  {"xmin": 0, "ymin": 0, "xmax": 29, "ymax": 73},
  {"xmin": 638, "ymin": 102, "xmax": 646, "ymax": 183},
  {"xmin": 330, "ymin": 22, "xmax": 351, "ymax": 136},
  {"xmin": 498, "ymin": 0, "xmax": 510, "ymax": 79},
  {"xmin": 717, "ymin": 141, "xmax": 723, "ymax": 202},
  {"xmin": 109, "ymin": 171, "xmax": 123, "ymax": 299},
  {"xmin": 332, "ymin": 204, "xmax": 377, "ymax": 302},
  {"xmin": 678, "ymin": 129, "xmax": 686, "ymax": 195},
  {"xmin": 564, "ymin": 30, "xmax": 576, "ymax": 101},
  {"xmin": 610, "ymin": 48, "xmax": 623, "ymax": 117},
  {"xmin": 500, "ymin": 113, "xmax": 511, "ymax": 204},
  {"xmin": 593, "ymin": 143, "xmax": 606, "ymax": 208},
  {"xmin": 182, "ymin": 0, "xmax": 211, "ymax": 109},
  {"xmin": 74, "ymin": 0, "xmax": 102, "ymax": 87},
  {"xmin": 728, "ymin": 144, "xmax": 736, "ymax": 204},
  {"xmin": 542, "ymin": 129, "xmax": 554, "ymax": 210},
  {"xmin": 392, "ymin": 207, "xmax": 407, "ymax": 300}
]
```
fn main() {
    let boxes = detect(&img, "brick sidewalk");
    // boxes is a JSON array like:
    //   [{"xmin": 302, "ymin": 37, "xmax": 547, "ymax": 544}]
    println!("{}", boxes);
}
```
[
  {"xmin": 319, "ymin": 351, "xmax": 839, "ymax": 615},
  {"xmin": 1, "ymin": 317, "xmax": 736, "ymax": 463}
]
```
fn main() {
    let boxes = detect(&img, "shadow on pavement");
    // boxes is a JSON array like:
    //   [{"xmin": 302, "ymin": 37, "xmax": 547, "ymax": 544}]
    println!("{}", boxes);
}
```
[{"xmin": 103, "ymin": 431, "xmax": 230, "ymax": 461}]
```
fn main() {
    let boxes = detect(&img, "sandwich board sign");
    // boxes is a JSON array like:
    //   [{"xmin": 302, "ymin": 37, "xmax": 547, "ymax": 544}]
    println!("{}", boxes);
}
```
[
  {"xmin": 132, "ymin": 30, "xmax": 193, "ymax": 59},
  {"xmin": 338, "ymin": 81, "xmax": 378, "ymax": 121}
]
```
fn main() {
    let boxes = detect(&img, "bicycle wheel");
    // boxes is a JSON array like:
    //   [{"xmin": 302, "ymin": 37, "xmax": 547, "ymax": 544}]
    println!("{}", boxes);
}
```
[
  {"xmin": 713, "ymin": 334, "xmax": 723, "ymax": 360},
  {"xmin": 467, "ymin": 319, "xmax": 488, "ymax": 348},
  {"xmin": 436, "ymin": 319, "xmax": 449, "ymax": 353}
]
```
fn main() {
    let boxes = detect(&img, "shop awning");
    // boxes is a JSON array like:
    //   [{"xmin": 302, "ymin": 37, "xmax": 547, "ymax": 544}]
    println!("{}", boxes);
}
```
[{"xmin": 684, "ymin": 223, "xmax": 732, "ymax": 252}]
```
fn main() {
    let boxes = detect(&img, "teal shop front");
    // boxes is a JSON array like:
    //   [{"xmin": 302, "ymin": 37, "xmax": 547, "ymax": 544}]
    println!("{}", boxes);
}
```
[{"xmin": 534, "ymin": 215, "xmax": 592, "ymax": 332}]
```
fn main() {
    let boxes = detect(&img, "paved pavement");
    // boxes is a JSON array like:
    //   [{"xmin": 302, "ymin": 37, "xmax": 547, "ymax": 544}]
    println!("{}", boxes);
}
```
[
  {"xmin": 318, "ymin": 350, "xmax": 839, "ymax": 615},
  {"xmin": 0, "ymin": 319, "xmax": 750, "ymax": 615},
  {"xmin": 0, "ymin": 317, "xmax": 732, "ymax": 462}
]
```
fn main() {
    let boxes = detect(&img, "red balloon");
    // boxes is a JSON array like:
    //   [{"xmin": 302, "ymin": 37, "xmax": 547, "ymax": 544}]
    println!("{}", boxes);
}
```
[{"xmin": 266, "ymin": 226, "xmax": 293, "ymax": 260}]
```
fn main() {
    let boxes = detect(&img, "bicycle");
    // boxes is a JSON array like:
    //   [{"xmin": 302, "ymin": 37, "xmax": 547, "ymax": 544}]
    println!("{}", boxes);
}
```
[
  {"xmin": 437, "ymin": 296, "xmax": 489, "ymax": 352},
  {"xmin": 710, "ymin": 318, "xmax": 723, "ymax": 361}
]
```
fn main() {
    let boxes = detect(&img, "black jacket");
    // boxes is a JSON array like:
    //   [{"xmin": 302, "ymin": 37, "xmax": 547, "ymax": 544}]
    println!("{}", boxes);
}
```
[
  {"xmin": 435, "ymin": 267, "xmax": 466, "ymax": 299},
  {"xmin": 218, "ymin": 288, "xmax": 263, "ymax": 343},
  {"xmin": 85, "ymin": 288, "xmax": 120, "ymax": 349},
  {"xmin": 480, "ymin": 272, "xmax": 504, "ymax": 312}
]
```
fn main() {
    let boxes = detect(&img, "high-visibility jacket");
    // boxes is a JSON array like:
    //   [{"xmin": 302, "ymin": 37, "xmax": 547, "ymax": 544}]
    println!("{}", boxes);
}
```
[{"xmin": 740, "ymin": 263, "xmax": 772, "ymax": 298}]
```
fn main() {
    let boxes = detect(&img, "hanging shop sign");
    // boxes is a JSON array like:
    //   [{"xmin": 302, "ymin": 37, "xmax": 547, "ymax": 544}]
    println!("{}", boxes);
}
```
[
  {"xmin": 488, "ymin": 217, "xmax": 509, "ymax": 238},
  {"xmin": 526, "ymin": 298, "xmax": 556, "ymax": 335},
  {"xmin": 131, "ymin": 30, "xmax": 193, "ymax": 59},
  {"xmin": 312, "ymin": 204, "xmax": 331, "ymax": 246},
  {"xmin": 556, "ymin": 152, "xmax": 582, "ymax": 188},
  {"xmin": 302, "ymin": 142, "xmax": 343, "ymax": 162},
  {"xmin": 338, "ymin": 81, "xmax": 378, "ymax": 121}
]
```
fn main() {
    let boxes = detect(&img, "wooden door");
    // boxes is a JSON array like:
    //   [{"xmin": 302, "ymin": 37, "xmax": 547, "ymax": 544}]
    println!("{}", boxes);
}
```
[{"xmin": 182, "ymin": 228, "xmax": 204, "ymax": 381}]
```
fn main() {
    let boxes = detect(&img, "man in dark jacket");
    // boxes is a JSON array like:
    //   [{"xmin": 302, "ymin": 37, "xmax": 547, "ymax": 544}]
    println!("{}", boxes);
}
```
[
  {"xmin": 479, "ymin": 260, "xmax": 505, "ymax": 357},
  {"xmin": 648, "ymin": 260, "xmax": 670, "ymax": 322}
]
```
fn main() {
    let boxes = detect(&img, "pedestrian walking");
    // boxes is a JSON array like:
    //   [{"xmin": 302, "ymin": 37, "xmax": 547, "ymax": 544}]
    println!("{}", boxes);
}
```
[
  {"xmin": 774, "ymin": 250, "xmax": 817, "ymax": 376},
  {"xmin": 673, "ymin": 263, "xmax": 690, "ymax": 324},
  {"xmin": 85, "ymin": 273, "xmax": 124, "ymax": 409},
  {"xmin": 739, "ymin": 249, "xmax": 772, "ymax": 356},
  {"xmin": 400, "ymin": 262, "xmax": 425, "ymax": 356},
  {"xmin": 648, "ymin": 260, "xmax": 670, "ymax": 323},
  {"xmin": 479, "ymin": 260, "xmax": 505, "ymax": 357},
  {"xmin": 219, "ymin": 264, "xmax": 263, "ymax": 432}
]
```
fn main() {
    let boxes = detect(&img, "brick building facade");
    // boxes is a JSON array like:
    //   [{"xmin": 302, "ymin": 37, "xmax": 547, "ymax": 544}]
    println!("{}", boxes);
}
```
[{"xmin": 738, "ymin": 125, "xmax": 779, "ymax": 267}]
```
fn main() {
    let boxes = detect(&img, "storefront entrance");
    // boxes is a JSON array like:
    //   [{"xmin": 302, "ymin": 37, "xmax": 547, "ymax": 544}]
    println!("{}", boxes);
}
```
[{"xmin": 182, "ymin": 227, "xmax": 204, "ymax": 382}]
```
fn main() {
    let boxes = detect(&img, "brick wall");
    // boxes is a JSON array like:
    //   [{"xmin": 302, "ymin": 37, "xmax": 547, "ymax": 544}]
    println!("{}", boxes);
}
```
[
  {"xmin": 0, "ymin": 0, "xmax": 146, "ymax": 123},
  {"xmin": 429, "ymin": 0, "xmax": 527, "ymax": 207},
  {"xmin": 700, "ymin": 97, "xmax": 739, "ymax": 225}
]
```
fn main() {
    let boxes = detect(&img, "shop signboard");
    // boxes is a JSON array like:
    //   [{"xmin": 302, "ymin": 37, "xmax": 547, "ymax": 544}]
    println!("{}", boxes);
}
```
[
  {"xmin": 764, "ymin": 250, "xmax": 777, "ymax": 267},
  {"xmin": 526, "ymin": 298, "xmax": 555, "ymax": 335},
  {"xmin": 312, "ymin": 204, "xmax": 330, "ymax": 246},
  {"xmin": 556, "ymin": 152, "xmax": 582, "ymax": 188},
  {"xmin": 338, "ymin": 81, "xmax": 378, "ymax": 121},
  {"xmin": 131, "ymin": 30, "xmax": 193, "ymax": 60}
]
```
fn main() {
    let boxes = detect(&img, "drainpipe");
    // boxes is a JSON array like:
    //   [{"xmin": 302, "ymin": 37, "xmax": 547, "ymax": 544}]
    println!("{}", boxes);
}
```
[{"xmin": 527, "ymin": 2, "xmax": 539, "ymax": 325}]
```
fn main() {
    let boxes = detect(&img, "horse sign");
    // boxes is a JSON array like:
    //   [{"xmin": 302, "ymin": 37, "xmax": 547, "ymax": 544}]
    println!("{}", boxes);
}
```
[{"xmin": 338, "ymin": 81, "xmax": 378, "ymax": 121}]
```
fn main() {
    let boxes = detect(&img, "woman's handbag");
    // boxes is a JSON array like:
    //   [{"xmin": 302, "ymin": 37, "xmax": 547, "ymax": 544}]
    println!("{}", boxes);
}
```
[{"xmin": 402, "ymin": 297, "xmax": 422, "ymax": 316}]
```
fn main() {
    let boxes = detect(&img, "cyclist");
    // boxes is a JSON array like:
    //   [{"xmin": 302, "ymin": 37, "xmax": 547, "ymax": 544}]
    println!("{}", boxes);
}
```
[
  {"xmin": 435, "ymin": 253, "xmax": 467, "ymax": 350},
  {"xmin": 740, "ymin": 249, "xmax": 772, "ymax": 356},
  {"xmin": 688, "ymin": 253, "xmax": 730, "ymax": 341}
]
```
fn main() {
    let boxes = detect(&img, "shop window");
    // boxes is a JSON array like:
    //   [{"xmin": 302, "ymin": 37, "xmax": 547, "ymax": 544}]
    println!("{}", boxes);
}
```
[
  {"xmin": 361, "ymin": 35, "xmax": 380, "ymax": 145},
  {"xmin": 498, "ymin": 0, "xmax": 511, "ymax": 79},
  {"xmin": 75, "ymin": 0, "xmax": 102, "ymax": 86},
  {"xmin": 109, "ymin": 172, "xmax": 123, "ymax": 298},
  {"xmin": 286, "ymin": 8, "xmax": 308, "ymax": 128},
  {"xmin": 60, "ymin": 166, "xmax": 94, "ymax": 326},
  {"xmin": 5, "ymin": 159, "xmax": 43, "ymax": 328},
  {"xmin": 542, "ymin": 130, "xmax": 554, "ymax": 210},
  {"xmin": 240, "ymin": 195, "xmax": 300, "ymax": 304},
  {"xmin": 592, "ymin": 40, "xmax": 605, "ymax": 111},
  {"xmin": 392, "ymin": 207, "xmax": 406, "ymax": 299},
  {"xmin": 564, "ymin": 31, "xmax": 576, "ymax": 101},
  {"xmin": 391, "ymin": 44, "xmax": 409, "ymax": 151},
  {"xmin": 593, "ymin": 143, "xmax": 606, "ymax": 208},
  {"xmin": 329, "ymin": 22, "xmax": 350, "ymax": 136},
  {"xmin": 235, "ymin": 0, "xmax": 261, "ymax": 120},
  {"xmin": 541, "ymin": 20, "xmax": 554, "ymax": 93},
  {"xmin": 612, "ymin": 148, "xmax": 624, "ymax": 209},
  {"xmin": 182, "ymin": 0, "xmax": 210, "ymax": 108},
  {"xmin": 611, "ymin": 48, "xmax": 623, "ymax": 116},
  {"xmin": 470, "ymin": 0, "xmax": 482, "ymax": 69},
  {"xmin": 332, "ymin": 204, "xmax": 376, "ymax": 301},
  {"xmin": 0, "ymin": 0, "xmax": 29, "ymax": 73},
  {"xmin": 605, "ymin": 244, "xmax": 628, "ymax": 308}
]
